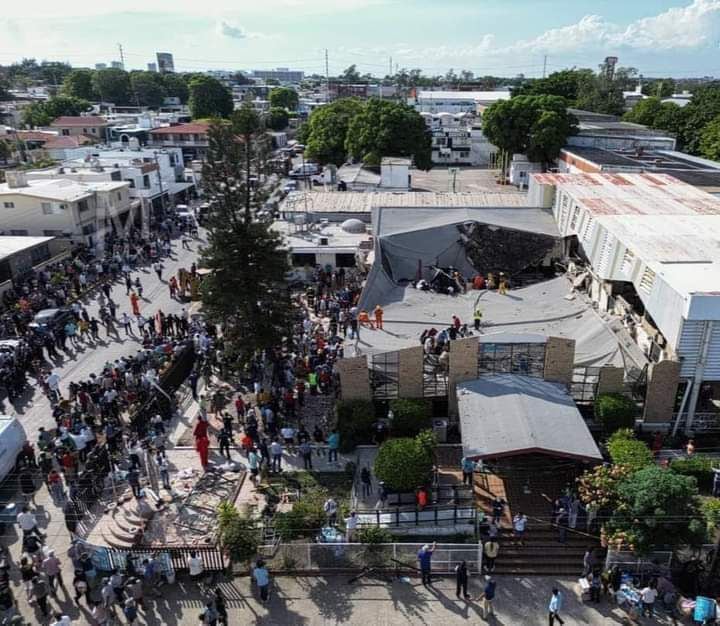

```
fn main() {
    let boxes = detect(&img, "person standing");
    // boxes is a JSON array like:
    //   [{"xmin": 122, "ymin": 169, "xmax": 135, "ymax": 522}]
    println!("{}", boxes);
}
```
[
  {"xmin": 253, "ymin": 560, "xmax": 270, "ymax": 603},
  {"xmin": 217, "ymin": 428, "xmax": 232, "ymax": 461},
  {"xmin": 455, "ymin": 560, "xmax": 470, "ymax": 600},
  {"xmin": 418, "ymin": 542, "xmax": 436, "ymax": 586},
  {"xmin": 640, "ymin": 582, "xmax": 658, "ymax": 618},
  {"xmin": 473, "ymin": 307, "xmax": 483, "ymax": 331},
  {"xmin": 480, "ymin": 576, "xmax": 496, "ymax": 618},
  {"xmin": 196, "ymin": 434, "xmax": 210, "ymax": 471},
  {"xmin": 247, "ymin": 448, "xmax": 260, "ymax": 486},
  {"xmin": 461, "ymin": 456, "xmax": 475, "ymax": 486},
  {"xmin": 327, "ymin": 429, "xmax": 340, "ymax": 465},
  {"xmin": 33, "ymin": 575, "xmax": 50, "ymax": 617},
  {"xmin": 513, "ymin": 512, "xmax": 528, "ymax": 546},
  {"xmin": 323, "ymin": 497, "xmax": 338, "ymax": 526},
  {"xmin": 299, "ymin": 440, "xmax": 313, "ymax": 470},
  {"xmin": 270, "ymin": 439, "xmax": 283, "ymax": 473},
  {"xmin": 373, "ymin": 304, "xmax": 384, "ymax": 330},
  {"xmin": 483, "ymin": 539, "xmax": 499, "ymax": 573},
  {"xmin": 188, "ymin": 552, "xmax": 204, "ymax": 584},
  {"xmin": 42, "ymin": 550, "xmax": 65, "ymax": 594},
  {"xmin": 360, "ymin": 467, "xmax": 372, "ymax": 497},
  {"xmin": 344, "ymin": 511, "xmax": 358, "ymax": 542},
  {"xmin": 121, "ymin": 313, "xmax": 133, "ymax": 336},
  {"xmin": 548, "ymin": 588, "xmax": 565, "ymax": 625}
]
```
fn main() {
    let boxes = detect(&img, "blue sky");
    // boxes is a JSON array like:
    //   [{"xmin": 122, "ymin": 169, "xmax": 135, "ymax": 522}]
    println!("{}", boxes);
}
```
[{"xmin": 2, "ymin": 0, "xmax": 720, "ymax": 77}]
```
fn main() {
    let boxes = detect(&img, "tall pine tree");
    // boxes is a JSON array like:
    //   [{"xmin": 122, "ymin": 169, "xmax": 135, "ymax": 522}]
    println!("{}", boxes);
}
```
[{"xmin": 200, "ymin": 105, "xmax": 293, "ymax": 368}]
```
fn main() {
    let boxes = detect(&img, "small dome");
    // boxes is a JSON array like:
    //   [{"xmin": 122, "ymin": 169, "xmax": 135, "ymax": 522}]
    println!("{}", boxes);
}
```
[{"xmin": 341, "ymin": 218, "xmax": 366, "ymax": 234}]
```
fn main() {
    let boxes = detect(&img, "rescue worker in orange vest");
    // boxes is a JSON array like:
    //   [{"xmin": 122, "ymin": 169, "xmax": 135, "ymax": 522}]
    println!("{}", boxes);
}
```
[{"xmin": 374, "ymin": 305, "xmax": 384, "ymax": 330}]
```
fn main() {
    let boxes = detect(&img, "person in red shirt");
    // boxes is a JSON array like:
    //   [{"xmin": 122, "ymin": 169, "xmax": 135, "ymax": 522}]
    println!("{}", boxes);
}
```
[
  {"xmin": 193, "ymin": 416, "xmax": 209, "ymax": 440},
  {"xmin": 235, "ymin": 396, "xmax": 245, "ymax": 420},
  {"xmin": 196, "ymin": 435, "xmax": 210, "ymax": 470},
  {"xmin": 295, "ymin": 380, "xmax": 306, "ymax": 408},
  {"xmin": 416, "ymin": 486, "xmax": 428, "ymax": 510}
]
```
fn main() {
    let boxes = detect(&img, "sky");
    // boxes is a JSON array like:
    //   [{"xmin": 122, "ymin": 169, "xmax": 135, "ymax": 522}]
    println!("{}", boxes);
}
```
[{"xmin": 1, "ymin": 0, "xmax": 720, "ymax": 78}]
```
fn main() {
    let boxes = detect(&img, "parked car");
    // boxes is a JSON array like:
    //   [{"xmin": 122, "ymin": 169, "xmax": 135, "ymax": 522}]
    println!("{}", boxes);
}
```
[
  {"xmin": 289, "ymin": 163, "xmax": 319, "ymax": 178},
  {"xmin": 28, "ymin": 308, "xmax": 74, "ymax": 335}
]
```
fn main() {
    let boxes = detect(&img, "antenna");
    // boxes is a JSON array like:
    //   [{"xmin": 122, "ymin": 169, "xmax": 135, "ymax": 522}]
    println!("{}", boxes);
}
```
[
  {"xmin": 542, "ymin": 55, "xmax": 548, "ymax": 79},
  {"xmin": 389, "ymin": 56, "xmax": 393, "ymax": 76},
  {"xmin": 117, "ymin": 43, "xmax": 126, "ymax": 70},
  {"xmin": 325, "ymin": 48, "xmax": 330, "ymax": 99}
]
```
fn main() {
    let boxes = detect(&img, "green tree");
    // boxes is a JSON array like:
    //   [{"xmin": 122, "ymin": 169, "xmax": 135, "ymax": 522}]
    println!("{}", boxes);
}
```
[
  {"xmin": 345, "ymin": 98, "xmax": 432, "ymax": 170},
  {"xmin": 335, "ymin": 399, "xmax": 375, "ymax": 452},
  {"xmin": 199, "ymin": 118, "xmax": 293, "ymax": 367},
  {"xmin": 130, "ymin": 72, "xmax": 167, "ymax": 108},
  {"xmin": 188, "ymin": 75, "xmax": 234, "ymax": 119},
  {"xmin": 61, "ymin": 69, "xmax": 96, "ymax": 101},
  {"xmin": 266, "ymin": 107, "xmax": 289, "ymax": 131},
  {"xmin": 303, "ymin": 98, "xmax": 364, "ymax": 166},
  {"xmin": 676, "ymin": 83, "xmax": 720, "ymax": 153},
  {"xmin": 514, "ymin": 69, "xmax": 594, "ymax": 103},
  {"xmin": 374, "ymin": 435, "xmax": 434, "ymax": 492},
  {"xmin": 217, "ymin": 501, "xmax": 258, "ymax": 565},
  {"xmin": 92, "ymin": 68, "xmax": 131, "ymax": 104},
  {"xmin": 594, "ymin": 393, "xmax": 637, "ymax": 435},
  {"xmin": 610, "ymin": 466, "xmax": 705, "ymax": 553},
  {"xmin": 483, "ymin": 95, "xmax": 576, "ymax": 175},
  {"xmin": 624, "ymin": 97, "xmax": 665, "ymax": 126},
  {"xmin": 161, "ymin": 73, "xmax": 190, "ymax": 104},
  {"xmin": 607, "ymin": 429, "xmax": 653, "ymax": 472},
  {"xmin": 21, "ymin": 95, "xmax": 91, "ymax": 128},
  {"xmin": 642, "ymin": 79, "xmax": 676, "ymax": 99},
  {"xmin": 268, "ymin": 87, "xmax": 299, "ymax": 111},
  {"xmin": 699, "ymin": 115, "xmax": 720, "ymax": 161},
  {"xmin": 341, "ymin": 65, "xmax": 361, "ymax": 84},
  {"xmin": 0, "ymin": 78, "xmax": 10, "ymax": 101},
  {"xmin": 653, "ymin": 102, "xmax": 687, "ymax": 136},
  {"xmin": 670, "ymin": 455, "xmax": 717, "ymax": 492},
  {"xmin": 0, "ymin": 139, "xmax": 11, "ymax": 164},
  {"xmin": 389, "ymin": 399, "xmax": 432, "ymax": 438}
]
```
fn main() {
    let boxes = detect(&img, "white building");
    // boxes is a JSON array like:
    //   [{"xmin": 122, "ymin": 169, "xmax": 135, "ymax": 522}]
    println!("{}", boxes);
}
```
[
  {"xmin": 420, "ymin": 112, "xmax": 496, "ymax": 166},
  {"xmin": 411, "ymin": 90, "xmax": 511, "ymax": 114},
  {"xmin": 0, "ymin": 172, "xmax": 135, "ymax": 252},
  {"xmin": 530, "ymin": 171, "xmax": 720, "ymax": 430}
]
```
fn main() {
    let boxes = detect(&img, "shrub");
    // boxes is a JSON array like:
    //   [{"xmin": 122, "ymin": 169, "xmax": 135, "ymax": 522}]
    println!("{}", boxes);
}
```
[
  {"xmin": 389, "ymin": 399, "xmax": 432, "ymax": 437},
  {"xmin": 671, "ymin": 455, "xmax": 716, "ymax": 492},
  {"xmin": 701, "ymin": 498, "xmax": 720, "ymax": 533},
  {"xmin": 595, "ymin": 393, "xmax": 637, "ymax": 435},
  {"xmin": 607, "ymin": 429, "xmax": 653, "ymax": 472},
  {"xmin": 216, "ymin": 501, "xmax": 258, "ymax": 564},
  {"xmin": 374, "ymin": 436, "xmax": 433, "ymax": 493},
  {"xmin": 357, "ymin": 526, "xmax": 393, "ymax": 544},
  {"xmin": 335, "ymin": 399, "xmax": 375, "ymax": 452}
]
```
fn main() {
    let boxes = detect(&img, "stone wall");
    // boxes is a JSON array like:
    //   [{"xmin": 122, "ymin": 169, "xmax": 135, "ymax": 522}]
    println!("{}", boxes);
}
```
[
  {"xmin": 398, "ymin": 346, "xmax": 424, "ymax": 399},
  {"xmin": 544, "ymin": 337, "xmax": 575, "ymax": 385},
  {"xmin": 643, "ymin": 359, "xmax": 680, "ymax": 423},
  {"xmin": 337, "ymin": 356, "xmax": 371, "ymax": 401},
  {"xmin": 448, "ymin": 336, "xmax": 479, "ymax": 415},
  {"xmin": 597, "ymin": 366, "xmax": 625, "ymax": 395}
]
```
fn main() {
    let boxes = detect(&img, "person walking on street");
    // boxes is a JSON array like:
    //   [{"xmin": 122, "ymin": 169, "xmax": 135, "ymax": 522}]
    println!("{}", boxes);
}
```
[
  {"xmin": 455, "ymin": 560, "xmax": 470, "ymax": 599},
  {"xmin": 360, "ymin": 466, "xmax": 372, "ymax": 497},
  {"xmin": 270, "ymin": 439, "xmax": 283, "ymax": 473},
  {"xmin": 121, "ymin": 313, "xmax": 133, "ymax": 336},
  {"xmin": 418, "ymin": 542, "xmax": 436, "ymax": 586},
  {"xmin": 218, "ymin": 428, "xmax": 232, "ymax": 461},
  {"xmin": 548, "ymin": 588, "xmax": 565, "ymax": 625},
  {"xmin": 480, "ymin": 576, "xmax": 496, "ymax": 618},
  {"xmin": 473, "ymin": 307, "xmax": 483, "ymax": 331},
  {"xmin": 253, "ymin": 560, "xmax": 270, "ymax": 603},
  {"xmin": 153, "ymin": 262, "xmax": 163, "ymax": 281},
  {"xmin": 42, "ymin": 550, "xmax": 64, "ymax": 594},
  {"xmin": 33, "ymin": 575, "xmax": 50, "ymax": 617}
]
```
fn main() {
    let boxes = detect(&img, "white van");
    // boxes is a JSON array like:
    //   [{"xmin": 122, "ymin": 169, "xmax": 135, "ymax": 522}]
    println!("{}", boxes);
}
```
[{"xmin": 0, "ymin": 416, "xmax": 26, "ymax": 483}]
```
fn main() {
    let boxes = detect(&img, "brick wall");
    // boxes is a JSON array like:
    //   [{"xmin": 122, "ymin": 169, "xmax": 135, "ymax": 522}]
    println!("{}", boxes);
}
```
[
  {"xmin": 597, "ymin": 366, "xmax": 625, "ymax": 395},
  {"xmin": 448, "ymin": 336, "xmax": 479, "ymax": 415},
  {"xmin": 336, "ymin": 356, "xmax": 371, "ymax": 401},
  {"xmin": 398, "ymin": 345, "xmax": 424, "ymax": 399},
  {"xmin": 643, "ymin": 359, "xmax": 680, "ymax": 423},
  {"xmin": 544, "ymin": 337, "xmax": 575, "ymax": 385}
]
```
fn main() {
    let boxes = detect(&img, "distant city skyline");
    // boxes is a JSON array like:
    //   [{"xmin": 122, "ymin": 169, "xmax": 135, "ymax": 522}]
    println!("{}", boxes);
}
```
[{"xmin": 1, "ymin": 0, "xmax": 720, "ymax": 78}]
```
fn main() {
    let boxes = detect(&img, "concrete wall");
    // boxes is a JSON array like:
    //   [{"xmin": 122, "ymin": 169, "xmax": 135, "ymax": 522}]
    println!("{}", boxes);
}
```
[
  {"xmin": 543, "ymin": 337, "xmax": 575, "ymax": 385},
  {"xmin": 597, "ymin": 366, "xmax": 625, "ymax": 395},
  {"xmin": 643, "ymin": 359, "xmax": 681, "ymax": 423},
  {"xmin": 336, "ymin": 355, "xmax": 371, "ymax": 401},
  {"xmin": 398, "ymin": 345, "xmax": 424, "ymax": 399},
  {"xmin": 448, "ymin": 336, "xmax": 479, "ymax": 415}
]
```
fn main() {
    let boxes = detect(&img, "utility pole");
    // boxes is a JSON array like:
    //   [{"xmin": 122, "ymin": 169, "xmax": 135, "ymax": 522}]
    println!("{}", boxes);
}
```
[
  {"xmin": 117, "ymin": 43, "xmax": 126, "ymax": 70},
  {"xmin": 542, "ymin": 55, "xmax": 548, "ymax": 79},
  {"xmin": 389, "ymin": 56, "xmax": 393, "ymax": 77}
]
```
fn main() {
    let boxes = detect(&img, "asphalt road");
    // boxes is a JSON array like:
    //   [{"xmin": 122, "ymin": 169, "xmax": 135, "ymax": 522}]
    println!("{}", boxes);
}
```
[{"xmin": 1, "ymin": 231, "xmax": 205, "ymax": 440}]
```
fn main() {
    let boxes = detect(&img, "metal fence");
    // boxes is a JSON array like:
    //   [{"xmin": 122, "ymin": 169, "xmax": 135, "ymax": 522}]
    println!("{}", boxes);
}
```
[
  {"xmin": 260, "ymin": 542, "xmax": 481, "ymax": 574},
  {"xmin": 355, "ymin": 506, "xmax": 477, "ymax": 529},
  {"xmin": 604, "ymin": 549, "xmax": 673, "ymax": 577}
]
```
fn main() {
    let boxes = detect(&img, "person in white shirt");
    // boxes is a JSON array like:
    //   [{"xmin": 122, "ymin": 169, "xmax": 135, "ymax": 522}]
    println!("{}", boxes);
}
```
[
  {"xmin": 188, "ymin": 552, "xmax": 204, "ymax": 582},
  {"xmin": 345, "ymin": 511, "xmax": 359, "ymax": 542},
  {"xmin": 324, "ymin": 498, "xmax": 338, "ymax": 526},
  {"xmin": 640, "ymin": 584, "xmax": 658, "ymax": 618},
  {"xmin": 17, "ymin": 506, "xmax": 42, "ymax": 538},
  {"xmin": 513, "ymin": 513, "xmax": 528, "ymax": 546}
]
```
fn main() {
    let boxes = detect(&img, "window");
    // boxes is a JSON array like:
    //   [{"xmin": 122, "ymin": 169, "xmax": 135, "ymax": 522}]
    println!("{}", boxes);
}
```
[
  {"xmin": 81, "ymin": 223, "xmax": 96, "ymax": 235},
  {"xmin": 91, "ymin": 128, "xmax": 97, "ymax": 134},
  {"xmin": 78, "ymin": 199, "xmax": 89, "ymax": 212},
  {"xmin": 41, "ymin": 202, "xmax": 53, "ymax": 215},
  {"xmin": 61, "ymin": 129, "xmax": 70, "ymax": 136},
  {"xmin": 9, "ymin": 229, "xmax": 28, "ymax": 236},
  {"xmin": 478, "ymin": 342, "xmax": 547, "ymax": 378},
  {"xmin": 30, "ymin": 244, "xmax": 50, "ymax": 264},
  {"xmin": 621, "ymin": 248, "xmax": 635, "ymax": 275},
  {"xmin": 581, "ymin": 215, "xmax": 595, "ymax": 242},
  {"xmin": 82, "ymin": 128, "xmax": 87, "ymax": 133},
  {"xmin": 291, "ymin": 253, "xmax": 316, "ymax": 267},
  {"xmin": 3, "ymin": 202, "xmax": 14, "ymax": 208},
  {"xmin": 639, "ymin": 267, "xmax": 656, "ymax": 294},
  {"xmin": 58, "ymin": 204, "xmax": 67, "ymax": 210},
  {"xmin": 143, "ymin": 175, "xmax": 150, "ymax": 189},
  {"xmin": 570, "ymin": 205, "xmax": 581, "ymax": 230},
  {"xmin": 117, "ymin": 192, "xmax": 122, "ymax": 201},
  {"xmin": 125, "ymin": 179, "xmax": 136, "ymax": 189}
]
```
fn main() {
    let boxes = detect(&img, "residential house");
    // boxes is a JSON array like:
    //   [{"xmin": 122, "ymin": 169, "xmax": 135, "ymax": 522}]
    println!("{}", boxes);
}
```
[
  {"xmin": 50, "ymin": 116, "xmax": 108, "ymax": 141},
  {"xmin": 411, "ymin": 90, "xmax": 511, "ymax": 115},
  {"xmin": 148, "ymin": 122, "xmax": 211, "ymax": 162},
  {"xmin": 0, "ymin": 236, "xmax": 71, "ymax": 296}
]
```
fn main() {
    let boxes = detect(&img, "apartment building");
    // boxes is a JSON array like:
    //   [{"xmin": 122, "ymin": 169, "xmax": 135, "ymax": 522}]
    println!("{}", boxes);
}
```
[
  {"xmin": 148, "ymin": 122, "xmax": 211, "ymax": 161},
  {"xmin": 50, "ymin": 116, "xmax": 109, "ymax": 141},
  {"xmin": 0, "ymin": 171, "xmax": 134, "ymax": 252},
  {"xmin": 420, "ymin": 112, "xmax": 497, "ymax": 166}
]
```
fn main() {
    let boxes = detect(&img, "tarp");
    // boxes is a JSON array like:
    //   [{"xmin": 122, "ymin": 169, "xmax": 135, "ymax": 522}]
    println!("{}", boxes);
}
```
[{"xmin": 457, "ymin": 374, "xmax": 602, "ymax": 462}]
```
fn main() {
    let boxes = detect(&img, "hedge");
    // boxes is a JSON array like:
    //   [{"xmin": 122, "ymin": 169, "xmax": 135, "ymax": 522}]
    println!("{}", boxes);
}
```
[
  {"xmin": 335, "ymin": 399, "xmax": 375, "ymax": 452},
  {"xmin": 670, "ymin": 455, "xmax": 716, "ymax": 492},
  {"xmin": 389, "ymin": 399, "xmax": 432, "ymax": 437},
  {"xmin": 607, "ymin": 429, "xmax": 653, "ymax": 472},
  {"xmin": 374, "ymin": 436, "xmax": 433, "ymax": 493},
  {"xmin": 595, "ymin": 393, "xmax": 637, "ymax": 435}
]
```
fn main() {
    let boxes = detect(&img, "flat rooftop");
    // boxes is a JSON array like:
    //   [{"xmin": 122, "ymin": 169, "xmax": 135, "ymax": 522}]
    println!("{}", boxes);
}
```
[
  {"xmin": 416, "ymin": 90, "xmax": 511, "ymax": 103},
  {"xmin": 0, "ymin": 178, "xmax": 97, "ymax": 202},
  {"xmin": 0, "ymin": 236, "xmax": 54, "ymax": 261},
  {"xmin": 273, "ymin": 221, "xmax": 371, "ymax": 254},
  {"xmin": 350, "ymin": 276, "xmax": 623, "ymax": 368}
]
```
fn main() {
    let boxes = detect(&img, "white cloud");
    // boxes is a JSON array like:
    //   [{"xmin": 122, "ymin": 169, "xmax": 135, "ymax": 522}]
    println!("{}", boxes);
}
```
[{"xmin": 216, "ymin": 20, "xmax": 267, "ymax": 40}]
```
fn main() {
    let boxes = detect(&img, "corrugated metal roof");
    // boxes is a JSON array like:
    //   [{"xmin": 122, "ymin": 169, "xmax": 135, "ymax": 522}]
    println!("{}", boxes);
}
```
[{"xmin": 457, "ymin": 374, "xmax": 602, "ymax": 461}]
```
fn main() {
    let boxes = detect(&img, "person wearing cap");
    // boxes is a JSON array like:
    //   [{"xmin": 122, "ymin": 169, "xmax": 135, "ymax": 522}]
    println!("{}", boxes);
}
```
[{"xmin": 418, "ymin": 542, "xmax": 436, "ymax": 586}]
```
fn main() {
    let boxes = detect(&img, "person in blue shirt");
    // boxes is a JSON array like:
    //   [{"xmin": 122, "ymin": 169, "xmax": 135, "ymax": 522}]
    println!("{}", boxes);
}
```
[
  {"xmin": 253, "ymin": 560, "xmax": 270, "ymax": 603},
  {"xmin": 327, "ymin": 430, "xmax": 340, "ymax": 464},
  {"xmin": 461, "ymin": 457, "xmax": 475, "ymax": 486},
  {"xmin": 417, "ymin": 542, "xmax": 436, "ymax": 586},
  {"xmin": 481, "ymin": 575, "xmax": 496, "ymax": 618},
  {"xmin": 548, "ymin": 588, "xmax": 565, "ymax": 625}
]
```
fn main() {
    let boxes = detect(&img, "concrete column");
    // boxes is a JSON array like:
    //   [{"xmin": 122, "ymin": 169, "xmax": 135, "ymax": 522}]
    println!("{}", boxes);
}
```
[
  {"xmin": 336, "ymin": 355, "xmax": 371, "ymax": 401},
  {"xmin": 448, "ymin": 336, "xmax": 479, "ymax": 416},
  {"xmin": 597, "ymin": 367, "xmax": 625, "ymax": 395},
  {"xmin": 543, "ymin": 336, "xmax": 575, "ymax": 385},
  {"xmin": 643, "ymin": 359, "xmax": 681, "ymax": 424},
  {"xmin": 398, "ymin": 346, "xmax": 424, "ymax": 399}
]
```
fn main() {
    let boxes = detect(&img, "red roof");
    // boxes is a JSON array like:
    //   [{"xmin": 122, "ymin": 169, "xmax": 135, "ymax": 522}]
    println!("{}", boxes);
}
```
[
  {"xmin": 14, "ymin": 131, "xmax": 57, "ymax": 143},
  {"xmin": 50, "ymin": 116, "xmax": 107, "ymax": 127},
  {"xmin": 150, "ymin": 122, "xmax": 211, "ymax": 135},
  {"xmin": 44, "ymin": 135, "xmax": 96, "ymax": 149}
]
